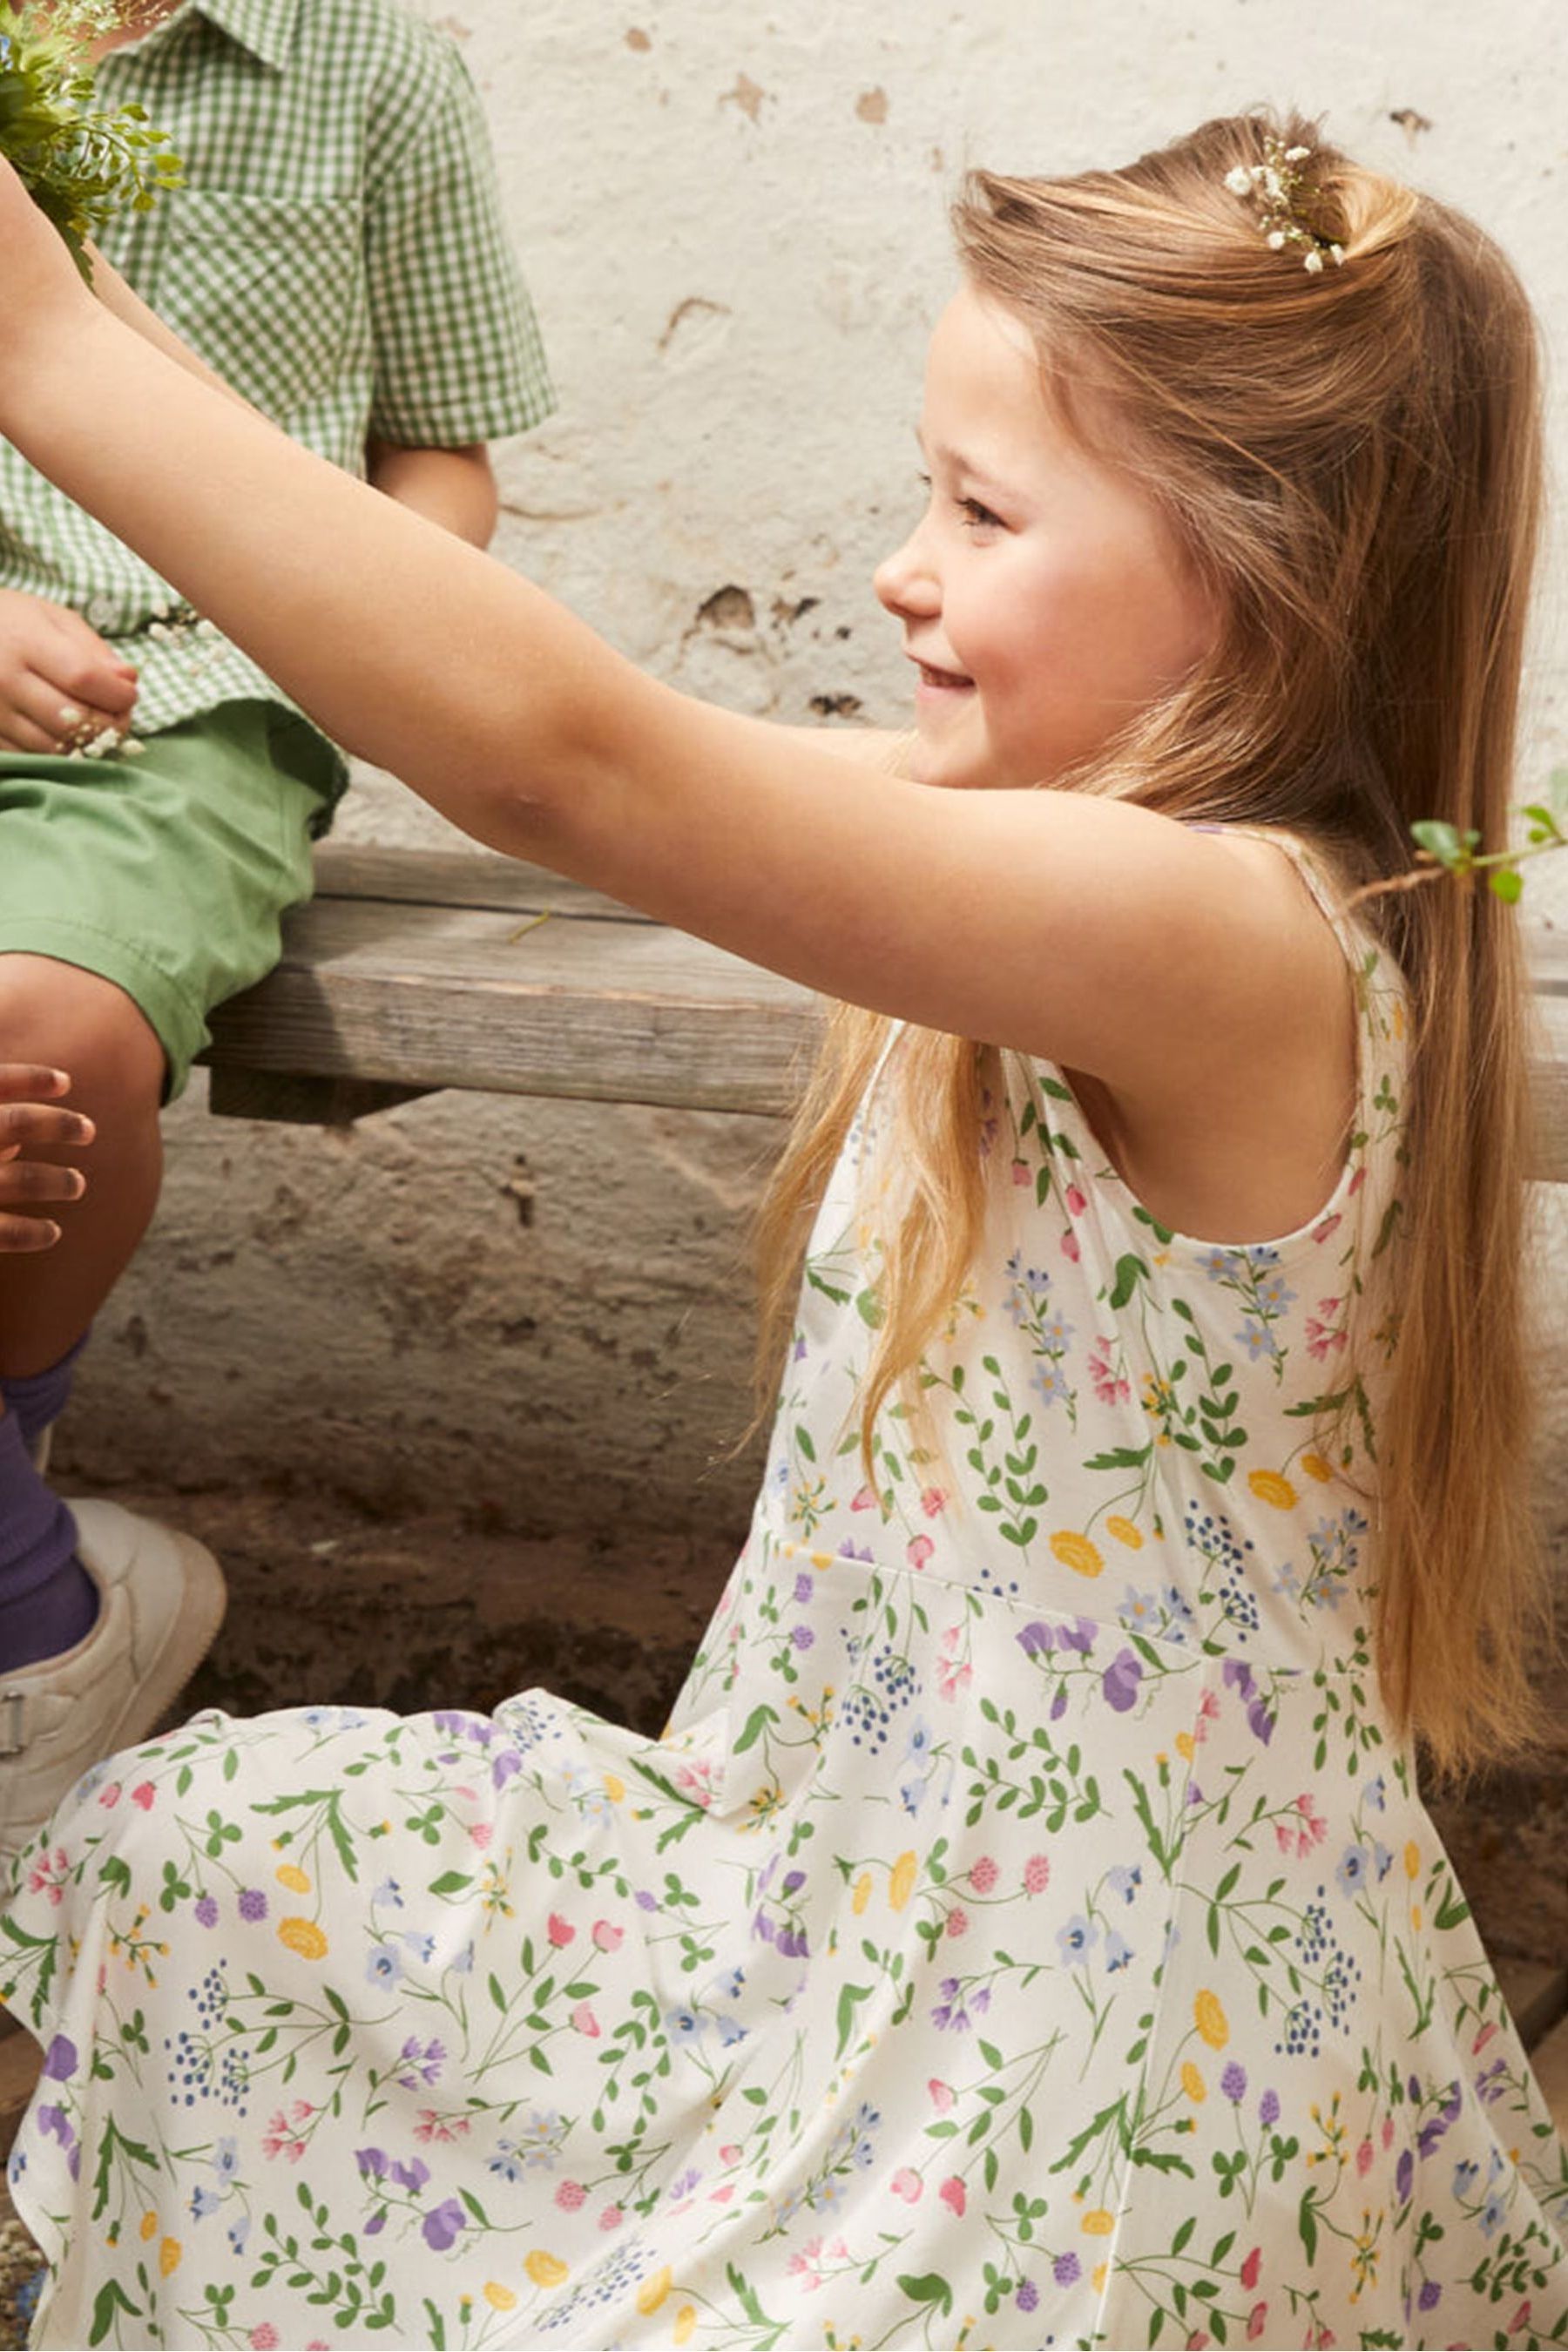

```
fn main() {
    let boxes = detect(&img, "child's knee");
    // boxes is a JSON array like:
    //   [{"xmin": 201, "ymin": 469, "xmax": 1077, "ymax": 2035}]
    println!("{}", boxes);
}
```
[{"xmin": 0, "ymin": 955, "xmax": 165, "ymax": 1121}]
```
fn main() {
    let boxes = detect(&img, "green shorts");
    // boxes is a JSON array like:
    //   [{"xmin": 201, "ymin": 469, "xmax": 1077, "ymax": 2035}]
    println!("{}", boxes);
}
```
[{"xmin": 0, "ymin": 699, "xmax": 339, "ymax": 1099}]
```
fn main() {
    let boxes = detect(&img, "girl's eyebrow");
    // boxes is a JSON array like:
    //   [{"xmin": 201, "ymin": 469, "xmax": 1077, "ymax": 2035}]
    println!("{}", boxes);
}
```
[{"xmin": 915, "ymin": 430, "xmax": 1010, "ymax": 498}]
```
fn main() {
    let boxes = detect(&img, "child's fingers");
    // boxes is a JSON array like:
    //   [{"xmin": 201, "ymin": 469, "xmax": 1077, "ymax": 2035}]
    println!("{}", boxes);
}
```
[
  {"xmin": 0, "ymin": 1100, "xmax": 93, "ymax": 1149},
  {"xmin": 0, "ymin": 1064, "xmax": 71, "ymax": 1101},
  {"xmin": 0, "ymin": 1159, "xmax": 86, "ymax": 1209},
  {"xmin": 0, "ymin": 1210, "xmax": 62, "ymax": 1254},
  {"xmin": 10, "ymin": 667, "xmax": 132, "ymax": 753}
]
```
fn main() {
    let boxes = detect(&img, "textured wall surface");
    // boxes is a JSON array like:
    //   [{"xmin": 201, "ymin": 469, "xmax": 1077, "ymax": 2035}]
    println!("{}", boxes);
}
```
[{"xmin": 65, "ymin": 0, "xmax": 1568, "ymax": 1574}]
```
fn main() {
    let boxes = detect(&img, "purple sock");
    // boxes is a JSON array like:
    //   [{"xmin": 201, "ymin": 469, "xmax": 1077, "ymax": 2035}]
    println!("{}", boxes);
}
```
[
  {"xmin": 0, "ymin": 1328, "xmax": 90, "ymax": 1453},
  {"xmin": 0, "ymin": 1409, "xmax": 97, "ymax": 1674}
]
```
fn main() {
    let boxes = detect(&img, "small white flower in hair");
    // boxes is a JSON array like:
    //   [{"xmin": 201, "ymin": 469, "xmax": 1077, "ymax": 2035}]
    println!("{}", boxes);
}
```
[{"xmin": 1221, "ymin": 133, "xmax": 1345, "ymax": 275}]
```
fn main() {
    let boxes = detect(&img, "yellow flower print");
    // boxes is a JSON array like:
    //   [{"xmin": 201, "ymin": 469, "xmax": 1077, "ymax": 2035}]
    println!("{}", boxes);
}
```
[
  {"xmin": 483, "ymin": 2284, "xmax": 517, "ymax": 2312},
  {"xmin": 851, "ymin": 1871, "xmax": 872, "ymax": 1916},
  {"xmin": 1404, "ymin": 1841, "xmax": 1420, "ymax": 1879},
  {"xmin": 1180, "ymin": 2061, "xmax": 1206, "ymax": 2102},
  {"xmin": 1247, "ymin": 1469, "xmax": 1298, "ymax": 1510},
  {"xmin": 1081, "ymin": 2207, "xmax": 1116, "ymax": 2235},
  {"xmin": 636, "ymin": 2266, "xmax": 672, "ymax": 2315},
  {"xmin": 159, "ymin": 2238, "xmax": 181, "ymax": 2278},
  {"xmin": 274, "ymin": 1864, "xmax": 310, "ymax": 1895},
  {"xmin": 1300, "ymin": 1451, "xmax": 1333, "ymax": 1483},
  {"xmin": 1105, "ymin": 1515, "xmax": 1143, "ymax": 1550},
  {"xmin": 1050, "ymin": 1531, "xmax": 1104, "ymax": 1579},
  {"xmin": 524, "ymin": 2251, "xmax": 570, "ymax": 2289},
  {"xmin": 889, "ymin": 1851, "xmax": 918, "ymax": 1911},
  {"xmin": 1175, "ymin": 1732, "xmax": 1194, "ymax": 1761},
  {"xmin": 673, "ymin": 2306, "xmax": 698, "ymax": 2345},
  {"xmin": 1193, "ymin": 1989, "xmax": 1229, "ymax": 2050},
  {"xmin": 139, "ymin": 2210, "xmax": 159, "ymax": 2242},
  {"xmin": 604, "ymin": 1774, "xmax": 625, "ymax": 1803},
  {"xmin": 276, "ymin": 1916, "xmax": 328, "ymax": 1960}
]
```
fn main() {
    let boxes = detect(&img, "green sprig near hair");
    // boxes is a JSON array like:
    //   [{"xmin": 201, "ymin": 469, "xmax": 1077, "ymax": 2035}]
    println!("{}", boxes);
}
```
[{"xmin": 0, "ymin": 0, "xmax": 182, "ymax": 281}]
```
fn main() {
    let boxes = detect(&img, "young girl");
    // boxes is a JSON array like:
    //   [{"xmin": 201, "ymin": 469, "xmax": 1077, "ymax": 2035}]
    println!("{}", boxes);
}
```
[{"xmin": 0, "ymin": 108, "xmax": 1563, "ymax": 2349}]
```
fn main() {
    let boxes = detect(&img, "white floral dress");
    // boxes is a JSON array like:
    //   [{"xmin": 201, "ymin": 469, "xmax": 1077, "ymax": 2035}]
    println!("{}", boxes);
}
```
[{"xmin": 4, "ymin": 836, "xmax": 1566, "ymax": 2351}]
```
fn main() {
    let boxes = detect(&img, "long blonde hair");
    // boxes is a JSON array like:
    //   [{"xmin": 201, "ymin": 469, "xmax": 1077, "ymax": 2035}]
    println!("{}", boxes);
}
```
[{"xmin": 755, "ymin": 110, "xmax": 1549, "ymax": 1778}]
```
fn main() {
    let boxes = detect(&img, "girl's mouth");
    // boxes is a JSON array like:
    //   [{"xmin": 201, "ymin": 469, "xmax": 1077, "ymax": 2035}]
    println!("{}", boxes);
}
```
[{"xmin": 916, "ymin": 660, "xmax": 974, "ymax": 696}]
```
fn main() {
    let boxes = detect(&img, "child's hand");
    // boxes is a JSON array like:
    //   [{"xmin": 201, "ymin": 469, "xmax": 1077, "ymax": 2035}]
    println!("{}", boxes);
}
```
[
  {"xmin": 0, "ymin": 1067, "xmax": 93, "ymax": 1251},
  {"xmin": 0, "ymin": 589, "xmax": 139, "ymax": 754}
]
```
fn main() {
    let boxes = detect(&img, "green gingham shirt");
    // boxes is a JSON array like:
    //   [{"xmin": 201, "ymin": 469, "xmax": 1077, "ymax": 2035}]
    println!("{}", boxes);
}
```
[{"xmin": 0, "ymin": 0, "xmax": 553, "ymax": 734}]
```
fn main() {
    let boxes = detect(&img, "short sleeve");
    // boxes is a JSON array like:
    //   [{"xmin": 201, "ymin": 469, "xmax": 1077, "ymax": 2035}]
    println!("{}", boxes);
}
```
[{"xmin": 363, "ymin": 36, "xmax": 555, "ymax": 448}]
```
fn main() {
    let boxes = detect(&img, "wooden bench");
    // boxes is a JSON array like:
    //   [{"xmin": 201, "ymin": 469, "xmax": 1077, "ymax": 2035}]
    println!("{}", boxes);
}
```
[{"xmin": 202, "ymin": 842, "xmax": 1568, "ymax": 1179}]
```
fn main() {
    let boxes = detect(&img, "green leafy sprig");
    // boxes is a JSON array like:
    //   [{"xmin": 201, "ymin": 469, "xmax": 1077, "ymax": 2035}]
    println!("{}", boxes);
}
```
[
  {"xmin": 1351, "ymin": 768, "xmax": 1568, "ymax": 910},
  {"xmin": 0, "ymin": 0, "xmax": 182, "ymax": 280}
]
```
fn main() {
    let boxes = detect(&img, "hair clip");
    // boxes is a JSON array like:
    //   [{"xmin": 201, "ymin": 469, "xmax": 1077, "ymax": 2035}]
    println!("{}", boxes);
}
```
[{"xmin": 1223, "ymin": 138, "xmax": 1345, "ymax": 274}]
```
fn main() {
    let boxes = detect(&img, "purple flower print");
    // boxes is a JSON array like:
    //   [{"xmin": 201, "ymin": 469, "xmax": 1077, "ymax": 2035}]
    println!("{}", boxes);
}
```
[
  {"xmin": 1018, "ymin": 1622, "xmax": 1056, "ymax": 1659},
  {"xmin": 1418, "ymin": 2281, "xmax": 1442, "ymax": 2313},
  {"xmin": 1221, "ymin": 2061, "xmax": 1247, "ymax": 2105},
  {"xmin": 40, "ymin": 2035, "xmax": 76, "ymax": 2083},
  {"xmin": 1051, "ymin": 1688, "xmax": 1069, "ymax": 1720},
  {"xmin": 1395, "ymin": 2147, "xmax": 1414, "ymax": 2201},
  {"xmin": 1053, "ymin": 2252, "xmax": 1081, "ymax": 2288},
  {"xmin": 1017, "ymin": 2280, "xmax": 1040, "ymax": 2312},
  {"xmin": 355, "ymin": 2147, "xmax": 389, "ymax": 2179},
  {"xmin": 791, "ymin": 1625, "xmax": 814, "ymax": 1651},
  {"xmin": 931, "ymin": 1977, "xmax": 991, "ymax": 2031},
  {"xmin": 635, "ymin": 1889, "xmax": 659, "ymax": 1913},
  {"xmin": 36, "ymin": 2105, "xmax": 73, "ymax": 2150},
  {"xmin": 194, "ymin": 1895, "xmax": 219, "ymax": 1928},
  {"xmin": 422, "ymin": 2196, "xmax": 467, "ymax": 2252},
  {"xmin": 237, "ymin": 1889, "xmax": 267, "ymax": 1923},
  {"xmin": 491, "ymin": 1750, "xmax": 524, "ymax": 1790},
  {"xmin": 392, "ymin": 2157, "xmax": 430, "ymax": 2193},
  {"xmin": 1102, "ymin": 1649, "xmax": 1143, "ymax": 1713},
  {"xmin": 793, "ymin": 1574, "xmax": 814, "ymax": 1605},
  {"xmin": 1061, "ymin": 1618, "xmax": 1098, "ymax": 1655},
  {"xmin": 1259, "ymin": 2088, "xmax": 1281, "ymax": 2129},
  {"xmin": 1416, "ymin": 2083, "xmax": 1462, "ymax": 2158}
]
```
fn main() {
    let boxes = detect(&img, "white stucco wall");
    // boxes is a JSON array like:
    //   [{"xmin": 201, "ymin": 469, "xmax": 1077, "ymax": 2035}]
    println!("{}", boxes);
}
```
[{"xmin": 71, "ymin": 0, "xmax": 1568, "ymax": 1548}]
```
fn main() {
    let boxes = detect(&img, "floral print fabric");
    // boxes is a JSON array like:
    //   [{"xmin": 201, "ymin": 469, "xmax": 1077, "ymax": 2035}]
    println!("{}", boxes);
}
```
[{"xmin": 3, "ymin": 835, "xmax": 1566, "ymax": 2349}]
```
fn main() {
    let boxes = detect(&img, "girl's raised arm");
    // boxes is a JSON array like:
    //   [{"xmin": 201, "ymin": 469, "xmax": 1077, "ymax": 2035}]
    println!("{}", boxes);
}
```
[{"xmin": 0, "ymin": 163, "xmax": 1341, "ymax": 1152}]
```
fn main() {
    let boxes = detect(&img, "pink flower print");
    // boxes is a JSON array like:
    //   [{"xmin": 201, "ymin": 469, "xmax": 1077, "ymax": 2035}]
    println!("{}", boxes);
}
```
[
  {"xmin": 1064, "ymin": 1182, "xmax": 1087, "ymax": 1216},
  {"xmin": 936, "ymin": 1625, "xmax": 971, "ymax": 1701},
  {"xmin": 945, "ymin": 1905, "xmax": 970, "ymax": 1938},
  {"xmin": 674, "ymin": 1758, "xmax": 717, "ymax": 1808},
  {"xmin": 1311, "ymin": 1212, "xmax": 1343, "ymax": 1246},
  {"xmin": 1186, "ymin": 2336, "xmax": 1211, "ymax": 2350},
  {"xmin": 1239, "ymin": 2247, "xmax": 1261, "ymax": 2292},
  {"xmin": 969, "ymin": 1855, "xmax": 998, "ymax": 1896},
  {"xmin": 1088, "ymin": 1339, "xmax": 1130, "ymax": 1406},
  {"xmin": 260, "ymin": 2111, "xmax": 307, "ymax": 2164},
  {"xmin": 1011, "ymin": 1158, "xmax": 1030, "ymax": 1186},
  {"xmin": 1355, "ymin": 2137, "xmax": 1375, "ymax": 2176},
  {"xmin": 1306, "ymin": 1300, "xmax": 1346, "ymax": 1361},
  {"xmin": 598, "ymin": 2204, "xmax": 624, "ymax": 2230},
  {"xmin": 907, "ymin": 1534, "xmax": 934, "ymax": 1571},
  {"xmin": 1247, "ymin": 2304, "xmax": 1269, "ymax": 2343},
  {"xmin": 1024, "ymin": 1853, "xmax": 1051, "ymax": 1896},
  {"xmin": 919, "ymin": 1487, "xmax": 948, "ymax": 1518},
  {"xmin": 927, "ymin": 2078, "xmax": 955, "ymax": 2112},
  {"xmin": 1510, "ymin": 2306, "xmax": 1533, "ymax": 2337},
  {"xmin": 251, "ymin": 2328, "xmax": 280, "ymax": 2350},
  {"xmin": 720, "ymin": 2143, "xmax": 742, "ymax": 2165},
  {"xmin": 1381, "ymin": 2114, "xmax": 1396, "ymax": 2149},
  {"xmin": 1472, "ymin": 2020, "xmax": 1498, "ymax": 2053},
  {"xmin": 890, "ymin": 2167, "xmax": 923, "ymax": 2202},
  {"xmin": 591, "ymin": 1918, "xmax": 623, "ymax": 1952},
  {"xmin": 27, "ymin": 1848, "xmax": 68, "ymax": 1906},
  {"xmin": 1348, "ymin": 1166, "xmax": 1367, "ymax": 1194},
  {"xmin": 555, "ymin": 2180, "xmax": 586, "ymax": 2210},
  {"xmin": 414, "ymin": 2111, "xmax": 470, "ymax": 2144},
  {"xmin": 546, "ymin": 1913, "xmax": 576, "ymax": 1947},
  {"xmin": 571, "ymin": 2003, "xmax": 601, "ymax": 2038},
  {"xmin": 468, "ymin": 1821, "xmax": 493, "ymax": 1850},
  {"xmin": 1061, "ymin": 1229, "xmax": 1081, "ymax": 1262},
  {"xmin": 132, "ymin": 1781, "xmax": 155, "ymax": 1810},
  {"xmin": 849, "ymin": 1484, "xmax": 877, "ymax": 1512},
  {"xmin": 1291, "ymin": 1794, "xmax": 1328, "ymax": 1859},
  {"xmin": 938, "ymin": 2176, "xmax": 966, "ymax": 2216},
  {"xmin": 98, "ymin": 1781, "xmax": 121, "ymax": 1808}
]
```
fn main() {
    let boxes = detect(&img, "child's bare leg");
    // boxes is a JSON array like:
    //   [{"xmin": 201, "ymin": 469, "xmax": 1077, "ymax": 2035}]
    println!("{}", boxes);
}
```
[{"xmin": 0, "ymin": 954, "xmax": 164, "ymax": 1378}]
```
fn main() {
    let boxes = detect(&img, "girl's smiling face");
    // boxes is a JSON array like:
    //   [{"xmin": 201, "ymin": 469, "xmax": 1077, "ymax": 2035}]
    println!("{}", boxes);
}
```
[{"xmin": 874, "ymin": 284, "xmax": 1215, "ymax": 791}]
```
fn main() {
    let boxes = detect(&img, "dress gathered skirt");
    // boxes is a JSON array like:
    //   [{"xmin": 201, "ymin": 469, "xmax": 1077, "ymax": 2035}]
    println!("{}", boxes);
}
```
[{"xmin": 3, "ymin": 854, "xmax": 1565, "ymax": 2349}]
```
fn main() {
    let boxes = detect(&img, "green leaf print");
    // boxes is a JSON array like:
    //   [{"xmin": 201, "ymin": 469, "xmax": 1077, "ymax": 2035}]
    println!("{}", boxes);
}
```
[
  {"xmin": 1108, "ymin": 1253, "xmax": 1150, "ymax": 1309},
  {"xmin": 897, "ymin": 2272, "xmax": 956, "ymax": 2319},
  {"xmin": 88, "ymin": 2279, "xmax": 142, "ymax": 2349}
]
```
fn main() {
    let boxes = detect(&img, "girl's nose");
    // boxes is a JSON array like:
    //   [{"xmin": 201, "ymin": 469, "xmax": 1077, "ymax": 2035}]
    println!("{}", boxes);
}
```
[{"xmin": 874, "ymin": 521, "xmax": 940, "ymax": 622}]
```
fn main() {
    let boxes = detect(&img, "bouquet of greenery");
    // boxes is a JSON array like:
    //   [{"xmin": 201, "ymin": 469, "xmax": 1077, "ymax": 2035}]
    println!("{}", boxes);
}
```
[{"xmin": 0, "ymin": 0, "xmax": 181, "ymax": 280}]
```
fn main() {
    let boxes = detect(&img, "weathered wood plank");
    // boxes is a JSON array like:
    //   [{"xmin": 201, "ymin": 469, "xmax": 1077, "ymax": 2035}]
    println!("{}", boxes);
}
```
[
  {"xmin": 204, "ymin": 895, "xmax": 822, "ymax": 1116},
  {"xmin": 202, "ymin": 849, "xmax": 1568, "ymax": 1175}
]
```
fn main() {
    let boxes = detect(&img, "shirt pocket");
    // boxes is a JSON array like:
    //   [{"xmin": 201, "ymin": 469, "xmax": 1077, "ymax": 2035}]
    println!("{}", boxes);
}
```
[{"xmin": 156, "ymin": 192, "xmax": 364, "ymax": 422}]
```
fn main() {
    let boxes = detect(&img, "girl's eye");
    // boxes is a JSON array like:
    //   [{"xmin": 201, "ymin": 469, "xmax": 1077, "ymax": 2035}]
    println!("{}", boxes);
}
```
[{"xmin": 958, "ymin": 496, "xmax": 1003, "ymax": 531}]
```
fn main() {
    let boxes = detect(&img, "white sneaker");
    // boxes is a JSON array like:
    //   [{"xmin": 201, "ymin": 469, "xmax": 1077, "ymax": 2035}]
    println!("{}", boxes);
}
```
[{"xmin": 0, "ymin": 1501, "xmax": 226, "ymax": 1869}]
